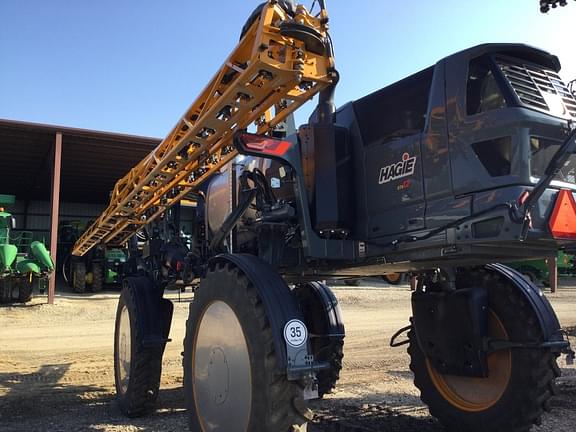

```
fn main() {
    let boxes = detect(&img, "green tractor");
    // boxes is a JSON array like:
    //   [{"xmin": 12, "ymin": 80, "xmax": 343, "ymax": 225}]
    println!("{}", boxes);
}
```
[
  {"xmin": 69, "ymin": 246, "xmax": 127, "ymax": 293},
  {"xmin": 0, "ymin": 194, "xmax": 54, "ymax": 303},
  {"xmin": 508, "ymin": 251, "xmax": 576, "ymax": 286},
  {"xmin": 59, "ymin": 220, "xmax": 127, "ymax": 293}
]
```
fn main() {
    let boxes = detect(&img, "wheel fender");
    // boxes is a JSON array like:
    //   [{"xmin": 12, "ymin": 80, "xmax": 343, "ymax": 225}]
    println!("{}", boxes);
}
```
[
  {"xmin": 487, "ymin": 263, "xmax": 564, "ymax": 344},
  {"xmin": 210, "ymin": 254, "xmax": 306, "ymax": 371},
  {"xmin": 125, "ymin": 277, "xmax": 173, "ymax": 348},
  {"xmin": 300, "ymin": 281, "xmax": 345, "ymax": 338}
]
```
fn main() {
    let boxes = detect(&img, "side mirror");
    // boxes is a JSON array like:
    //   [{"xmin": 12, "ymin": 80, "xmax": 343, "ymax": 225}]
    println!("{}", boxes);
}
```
[{"xmin": 11, "ymin": 217, "xmax": 16, "ymax": 230}]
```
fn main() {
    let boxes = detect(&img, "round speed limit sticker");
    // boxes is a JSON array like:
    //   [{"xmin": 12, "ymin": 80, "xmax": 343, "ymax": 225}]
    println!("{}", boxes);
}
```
[{"xmin": 283, "ymin": 319, "xmax": 308, "ymax": 348}]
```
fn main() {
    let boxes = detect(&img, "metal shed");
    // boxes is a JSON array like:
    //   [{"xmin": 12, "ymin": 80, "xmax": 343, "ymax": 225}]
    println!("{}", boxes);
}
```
[{"xmin": 0, "ymin": 118, "xmax": 161, "ymax": 302}]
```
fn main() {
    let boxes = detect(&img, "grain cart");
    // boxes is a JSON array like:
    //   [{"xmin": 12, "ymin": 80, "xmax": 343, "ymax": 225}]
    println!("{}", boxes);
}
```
[
  {"xmin": 71, "ymin": 1, "xmax": 576, "ymax": 431},
  {"xmin": 0, "ymin": 195, "xmax": 54, "ymax": 303}
]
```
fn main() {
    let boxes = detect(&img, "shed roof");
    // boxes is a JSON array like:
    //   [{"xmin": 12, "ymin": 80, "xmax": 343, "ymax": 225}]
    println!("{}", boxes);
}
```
[{"xmin": 0, "ymin": 118, "xmax": 161, "ymax": 203}]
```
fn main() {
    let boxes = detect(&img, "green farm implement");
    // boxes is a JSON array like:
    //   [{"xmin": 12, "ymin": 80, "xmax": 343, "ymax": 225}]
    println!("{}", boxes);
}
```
[{"xmin": 0, "ymin": 194, "xmax": 54, "ymax": 303}]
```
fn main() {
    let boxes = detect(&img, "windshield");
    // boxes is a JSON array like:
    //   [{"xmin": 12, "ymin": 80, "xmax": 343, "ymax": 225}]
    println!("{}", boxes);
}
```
[{"xmin": 530, "ymin": 136, "xmax": 576, "ymax": 184}]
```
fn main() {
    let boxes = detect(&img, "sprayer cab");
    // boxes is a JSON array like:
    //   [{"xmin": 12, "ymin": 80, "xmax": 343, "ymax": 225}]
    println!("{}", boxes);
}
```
[{"xmin": 341, "ymin": 43, "xmax": 576, "ymax": 259}]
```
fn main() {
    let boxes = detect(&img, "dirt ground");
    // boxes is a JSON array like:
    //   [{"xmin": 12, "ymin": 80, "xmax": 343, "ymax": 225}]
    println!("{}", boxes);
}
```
[{"xmin": 1, "ymin": 279, "xmax": 575, "ymax": 432}]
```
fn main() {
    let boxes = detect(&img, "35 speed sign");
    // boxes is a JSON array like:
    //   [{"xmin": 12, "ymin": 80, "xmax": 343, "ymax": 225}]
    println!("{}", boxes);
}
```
[{"xmin": 283, "ymin": 319, "xmax": 308, "ymax": 348}]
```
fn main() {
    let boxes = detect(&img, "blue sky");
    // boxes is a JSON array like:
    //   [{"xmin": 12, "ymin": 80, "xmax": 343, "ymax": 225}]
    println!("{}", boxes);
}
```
[{"xmin": 0, "ymin": 0, "xmax": 574, "ymax": 138}]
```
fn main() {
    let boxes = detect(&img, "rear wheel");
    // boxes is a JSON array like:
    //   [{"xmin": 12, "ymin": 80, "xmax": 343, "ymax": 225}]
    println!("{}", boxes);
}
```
[
  {"xmin": 409, "ymin": 270, "xmax": 559, "ymax": 432},
  {"xmin": 521, "ymin": 270, "xmax": 538, "ymax": 284},
  {"xmin": 294, "ymin": 282, "xmax": 344, "ymax": 398},
  {"xmin": 72, "ymin": 262, "xmax": 86, "ymax": 293},
  {"xmin": 91, "ymin": 263, "xmax": 104, "ymax": 292},
  {"xmin": 383, "ymin": 273, "xmax": 403, "ymax": 285},
  {"xmin": 114, "ymin": 278, "xmax": 164, "ymax": 417},
  {"xmin": 183, "ymin": 263, "xmax": 309, "ymax": 432},
  {"xmin": 344, "ymin": 278, "xmax": 361, "ymax": 286}
]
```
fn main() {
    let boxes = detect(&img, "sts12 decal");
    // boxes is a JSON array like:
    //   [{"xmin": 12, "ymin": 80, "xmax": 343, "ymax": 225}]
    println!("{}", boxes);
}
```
[{"xmin": 379, "ymin": 152, "xmax": 417, "ymax": 185}]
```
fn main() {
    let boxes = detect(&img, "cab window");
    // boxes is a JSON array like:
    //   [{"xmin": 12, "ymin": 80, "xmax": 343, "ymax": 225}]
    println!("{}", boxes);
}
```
[{"xmin": 467, "ymin": 57, "xmax": 507, "ymax": 115}]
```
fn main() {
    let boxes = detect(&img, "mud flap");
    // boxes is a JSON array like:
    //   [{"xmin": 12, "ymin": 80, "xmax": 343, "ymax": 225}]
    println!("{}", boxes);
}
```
[
  {"xmin": 412, "ymin": 287, "xmax": 489, "ymax": 377},
  {"xmin": 297, "ymin": 281, "xmax": 345, "ymax": 341},
  {"xmin": 125, "ymin": 277, "xmax": 173, "ymax": 348}
]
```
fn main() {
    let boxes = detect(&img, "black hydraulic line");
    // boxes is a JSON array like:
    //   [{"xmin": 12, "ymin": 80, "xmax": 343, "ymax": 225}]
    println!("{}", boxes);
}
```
[
  {"xmin": 390, "ymin": 324, "xmax": 412, "ymax": 347},
  {"xmin": 316, "ymin": 70, "xmax": 339, "ymax": 124},
  {"xmin": 62, "ymin": 254, "xmax": 71, "ymax": 285},
  {"xmin": 316, "ymin": 6, "xmax": 338, "ymax": 126},
  {"xmin": 210, "ymin": 188, "xmax": 258, "ymax": 252},
  {"xmin": 252, "ymin": 168, "xmax": 277, "ymax": 203},
  {"xmin": 309, "ymin": 0, "xmax": 317, "ymax": 13},
  {"xmin": 385, "ymin": 203, "xmax": 513, "ymax": 249},
  {"xmin": 241, "ymin": 168, "xmax": 277, "ymax": 208}
]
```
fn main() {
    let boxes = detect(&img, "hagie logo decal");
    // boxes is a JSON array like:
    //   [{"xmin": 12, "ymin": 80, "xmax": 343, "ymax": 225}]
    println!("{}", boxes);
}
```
[{"xmin": 379, "ymin": 152, "xmax": 417, "ymax": 185}]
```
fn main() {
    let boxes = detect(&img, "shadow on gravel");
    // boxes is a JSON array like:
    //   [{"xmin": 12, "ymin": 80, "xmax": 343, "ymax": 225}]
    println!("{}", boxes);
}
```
[
  {"xmin": 0, "ymin": 366, "xmax": 188, "ymax": 431},
  {"xmin": 0, "ymin": 362, "xmax": 110, "ymax": 423},
  {"xmin": 309, "ymin": 399, "xmax": 444, "ymax": 432},
  {"xmin": 552, "ymin": 366, "xmax": 576, "ymax": 410},
  {"xmin": 385, "ymin": 369, "xmax": 414, "ymax": 380},
  {"xmin": 156, "ymin": 386, "xmax": 185, "ymax": 410},
  {"xmin": 0, "ymin": 302, "xmax": 46, "ymax": 309}
]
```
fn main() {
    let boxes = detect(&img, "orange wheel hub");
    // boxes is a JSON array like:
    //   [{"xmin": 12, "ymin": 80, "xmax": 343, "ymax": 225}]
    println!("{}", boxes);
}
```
[{"xmin": 426, "ymin": 311, "xmax": 512, "ymax": 412}]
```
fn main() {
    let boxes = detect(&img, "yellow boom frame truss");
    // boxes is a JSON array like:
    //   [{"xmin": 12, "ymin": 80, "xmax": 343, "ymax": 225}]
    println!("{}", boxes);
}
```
[{"xmin": 72, "ymin": 1, "xmax": 334, "ymax": 256}]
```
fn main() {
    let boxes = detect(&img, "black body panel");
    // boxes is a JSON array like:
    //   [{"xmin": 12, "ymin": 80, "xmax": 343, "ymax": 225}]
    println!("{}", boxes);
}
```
[{"xmin": 225, "ymin": 44, "xmax": 576, "ymax": 279}]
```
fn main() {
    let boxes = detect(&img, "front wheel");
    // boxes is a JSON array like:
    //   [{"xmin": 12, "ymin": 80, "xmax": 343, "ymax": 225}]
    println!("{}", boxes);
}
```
[
  {"xmin": 183, "ymin": 263, "xmax": 309, "ymax": 432},
  {"xmin": 409, "ymin": 270, "xmax": 559, "ymax": 432},
  {"xmin": 113, "ymin": 278, "xmax": 164, "ymax": 417},
  {"xmin": 18, "ymin": 277, "xmax": 33, "ymax": 303}
]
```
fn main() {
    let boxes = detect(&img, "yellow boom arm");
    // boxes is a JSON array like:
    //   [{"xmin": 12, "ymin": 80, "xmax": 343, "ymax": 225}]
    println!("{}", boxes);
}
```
[{"xmin": 72, "ymin": 1, "xmax": 335, "ymax": 257}]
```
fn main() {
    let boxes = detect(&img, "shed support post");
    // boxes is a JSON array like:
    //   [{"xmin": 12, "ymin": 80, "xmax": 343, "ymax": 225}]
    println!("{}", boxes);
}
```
[
  {"xmin": 548, "ymin": 256, "xmax": 558, "ymax": 294},
  {"xmin": 48, "ymin": 132, "xmax": 62, "ymax": 304}
]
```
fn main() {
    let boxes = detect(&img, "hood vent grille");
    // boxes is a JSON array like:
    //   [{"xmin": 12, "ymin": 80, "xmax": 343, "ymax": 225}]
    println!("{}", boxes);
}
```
[{"xmin": 496, "ymin": 57, "xmax": 576, "ymax": 119}]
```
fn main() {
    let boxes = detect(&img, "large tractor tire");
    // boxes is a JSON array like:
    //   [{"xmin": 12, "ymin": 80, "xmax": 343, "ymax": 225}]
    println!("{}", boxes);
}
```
[
  {"xmin": 183, "ymin": 262, "xmax": 309, "ymax": 432},
  {"xmin": 91, "ymin": 263, "xmax": 104, "ymax": 292},
  {"xmin": 383, "ymin": 272, "xmax": 403, "ymax": 285},
  {"xmin": 520, "ymin": 269, "xmax": 539, "ymax": 285},
  {"xmin": 114, "ymin": 278, "xmax": 164, "ymax": 417},
  {"xmin": 18, "ymin": 277, "xmax": 33, "ymax": 303},
  {"xmin": 294, "ymin": 281, "xmax": 344, "ymax": 398},
  {"xmin": 408, "ymin": 268, "xmax": 560, "ymax": 432},
  {"xmin": 0, "ymin": 279, "xmax": 11, "ymax": 303},
  {"xmin": 344, "ymin": 278, "xmax": 361, "ymax": 286},
  {"xmin": 72, "ymin": 262, "xmax": 86, "ymax": 293}
]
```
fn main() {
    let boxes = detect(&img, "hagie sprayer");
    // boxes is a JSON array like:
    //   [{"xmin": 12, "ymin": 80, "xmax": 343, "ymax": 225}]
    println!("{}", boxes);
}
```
[{"xmin": 71, "ymin": 1, "xmax": 576, "ymax": 430}]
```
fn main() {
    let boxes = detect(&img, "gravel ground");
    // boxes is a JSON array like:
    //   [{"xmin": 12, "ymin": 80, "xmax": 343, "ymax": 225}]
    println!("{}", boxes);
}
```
[{"xmin": 1, "ymin": 279, "xmax": 575, "ymax": 431}]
